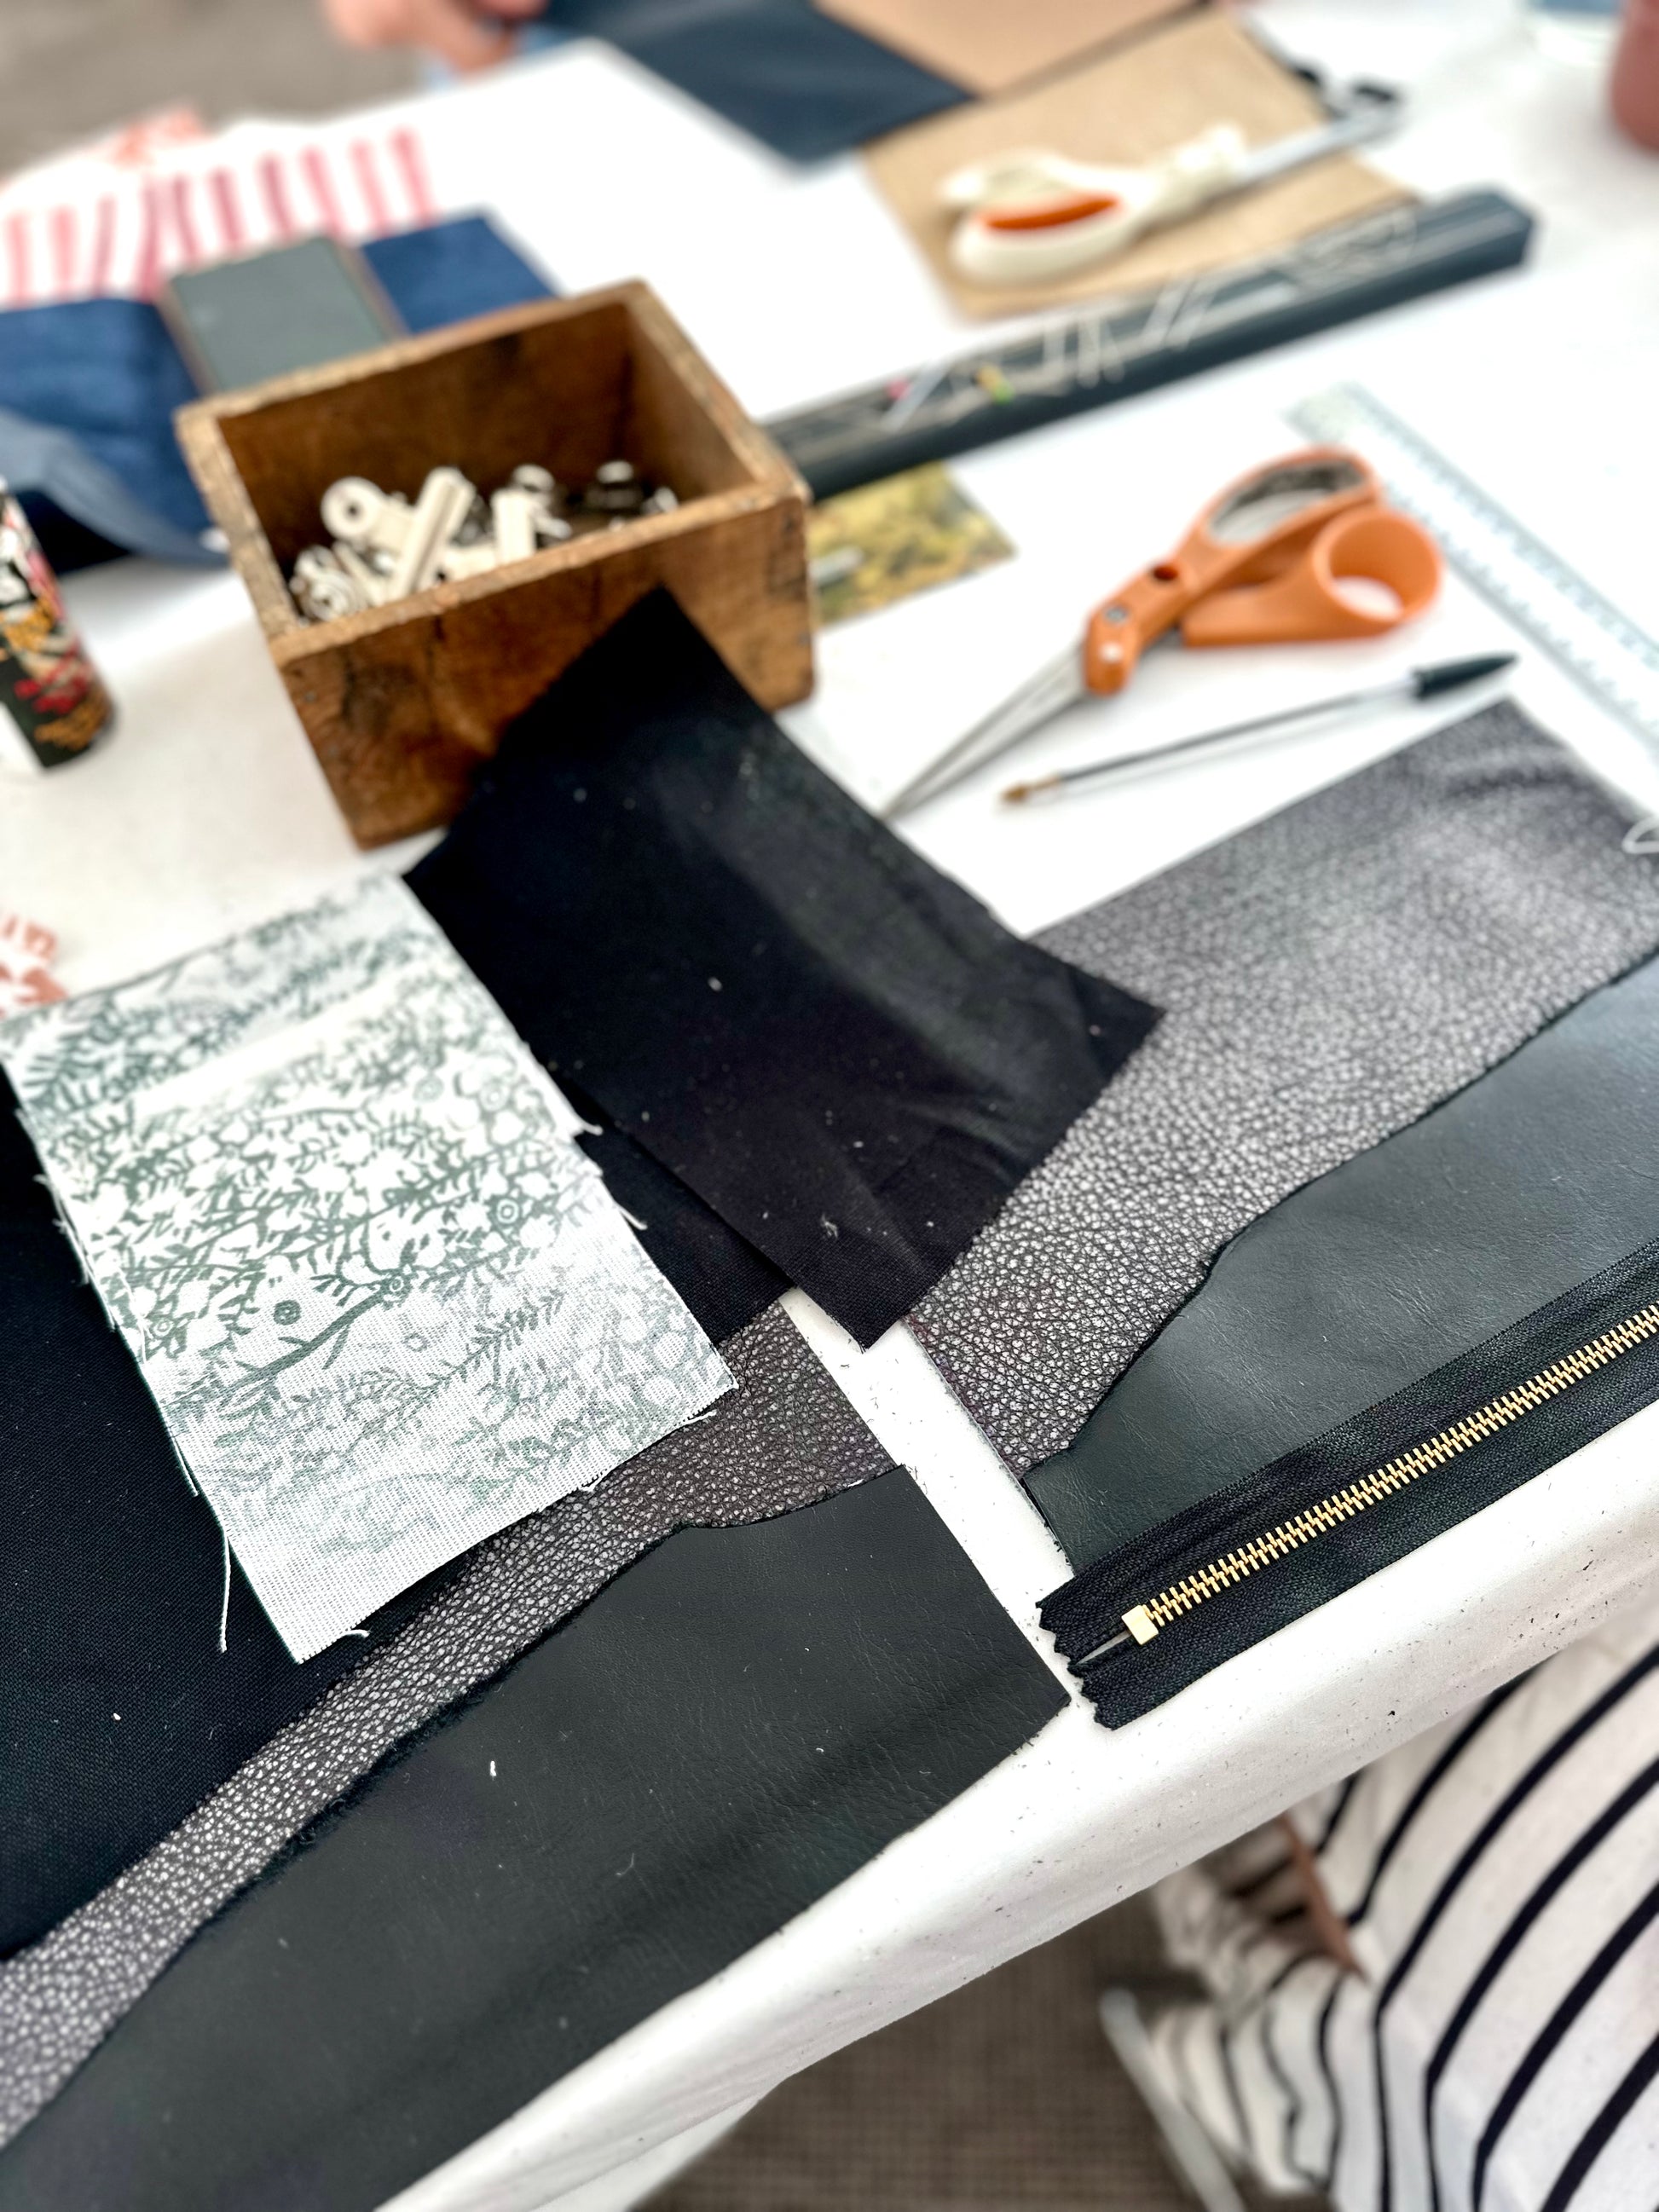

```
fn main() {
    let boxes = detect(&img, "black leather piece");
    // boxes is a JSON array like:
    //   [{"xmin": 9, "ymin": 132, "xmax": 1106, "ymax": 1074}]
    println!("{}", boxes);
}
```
[
  {"xmin": 0, "ymin": 1469, "xmax": 1065, "ymax": 2212},
  {"xmin": 1028, "ymin": 952, "xmax": 1659, "ymax": 1572},
  {"xmin": 538, "ymin": 0, "xmax": 965, "ymax": 160},
  {"xmin": 1048, "ymin": 1237, "xmax": 1659, "ymax": 1724},
  {"xmin": 0, "ymin": 1080, "xmax": 437, "ymax": 1959},
  {"xmin": 410, "ymin": 591, "xmax": 1157, "ymax": 1349}
]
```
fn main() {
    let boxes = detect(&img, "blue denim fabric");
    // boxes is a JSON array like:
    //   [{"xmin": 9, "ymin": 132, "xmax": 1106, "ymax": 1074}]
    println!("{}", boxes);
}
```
[{"xmin": 0, "ymin": 216, "xmax": 555, "ymax": 569}]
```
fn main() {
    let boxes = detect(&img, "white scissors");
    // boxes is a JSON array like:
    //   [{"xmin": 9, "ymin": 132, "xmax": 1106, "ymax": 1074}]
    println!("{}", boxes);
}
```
[{"xmin": 944, "ymin": 81, "xmax": 1400, "ymax": 288}]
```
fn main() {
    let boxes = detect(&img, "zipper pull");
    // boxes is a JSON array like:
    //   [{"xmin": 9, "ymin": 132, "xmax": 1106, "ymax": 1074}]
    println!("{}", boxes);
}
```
[{"xmin": 1073, "ymin": 1607, "xmax": 1157, "ymax": 1668}]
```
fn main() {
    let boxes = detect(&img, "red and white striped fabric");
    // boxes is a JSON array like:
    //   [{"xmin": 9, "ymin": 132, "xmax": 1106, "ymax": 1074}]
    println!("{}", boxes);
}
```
[{"xmin": 0, "ymin": 110, "xmax": 440, "ymax": 309}]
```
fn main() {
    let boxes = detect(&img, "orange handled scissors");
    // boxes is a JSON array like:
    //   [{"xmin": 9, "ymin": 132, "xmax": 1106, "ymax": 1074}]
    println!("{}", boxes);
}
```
[{"xmin": 883, "ymin": 448, "xmax": 1441, "ymax": 818}]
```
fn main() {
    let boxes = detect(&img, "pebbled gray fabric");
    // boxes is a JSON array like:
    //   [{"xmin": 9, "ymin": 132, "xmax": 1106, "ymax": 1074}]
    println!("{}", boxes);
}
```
[
  {"xmin": 0, "ymin": 1303, "xmax": 885, "ymax": 2146},
  {"xmin": 909, "ymin": 705, "xmax": 1659, "ymax": 1476}
]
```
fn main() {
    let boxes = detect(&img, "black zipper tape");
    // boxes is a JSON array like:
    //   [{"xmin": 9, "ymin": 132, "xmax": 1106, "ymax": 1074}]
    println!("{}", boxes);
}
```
[{"xmin": 1043, "ymin": 1234, "xmax": 1659, "ymax": 1726}]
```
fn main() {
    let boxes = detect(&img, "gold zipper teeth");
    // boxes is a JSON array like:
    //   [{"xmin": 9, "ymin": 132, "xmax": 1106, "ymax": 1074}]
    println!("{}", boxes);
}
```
[{"xmin": 1119, "ymin": 1299, "xmax": 1659, "ymax": 1648}]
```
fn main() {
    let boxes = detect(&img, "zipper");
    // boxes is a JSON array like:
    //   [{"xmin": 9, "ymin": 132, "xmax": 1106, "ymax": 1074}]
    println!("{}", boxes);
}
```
[{"xmin": 1073, "ymin": 1297, "xmax": 1659, "ymax": 1670}]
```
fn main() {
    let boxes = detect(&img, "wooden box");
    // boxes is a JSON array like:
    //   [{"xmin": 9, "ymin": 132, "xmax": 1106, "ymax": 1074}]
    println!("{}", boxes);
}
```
[{"xmin": 176, "ymin": 282, "xmax": 813, "ymax": 846}]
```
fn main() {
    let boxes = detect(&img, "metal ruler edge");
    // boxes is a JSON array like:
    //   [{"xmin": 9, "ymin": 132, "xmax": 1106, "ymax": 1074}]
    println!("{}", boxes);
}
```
[{"xmin": 1291, "ymin": 382, "xmax": 1659, "ymax": 761}]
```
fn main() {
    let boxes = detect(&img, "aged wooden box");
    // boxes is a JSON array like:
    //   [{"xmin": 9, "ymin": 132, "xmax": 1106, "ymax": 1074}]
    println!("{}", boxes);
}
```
[{"xmin": 176, "ymin": 281, "xmax": 813, "ymax": 846}]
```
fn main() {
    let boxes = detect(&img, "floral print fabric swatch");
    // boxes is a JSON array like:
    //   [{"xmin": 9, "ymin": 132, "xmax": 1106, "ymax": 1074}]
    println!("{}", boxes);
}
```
[{"xmin": 0, "ymin": 878, "xmax": 732, "ymax": 1662}]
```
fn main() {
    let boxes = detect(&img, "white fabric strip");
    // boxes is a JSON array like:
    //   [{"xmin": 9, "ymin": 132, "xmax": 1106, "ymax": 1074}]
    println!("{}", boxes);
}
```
[{"xmin": 0, "ymin": 878, "xmax": 731, "ymax": 1661}]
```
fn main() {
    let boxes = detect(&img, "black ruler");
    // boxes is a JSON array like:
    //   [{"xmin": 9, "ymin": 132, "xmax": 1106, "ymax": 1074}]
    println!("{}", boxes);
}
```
[{"xmin": 764, "ymin": 189, "xmax": 1535, "ymax": 500}]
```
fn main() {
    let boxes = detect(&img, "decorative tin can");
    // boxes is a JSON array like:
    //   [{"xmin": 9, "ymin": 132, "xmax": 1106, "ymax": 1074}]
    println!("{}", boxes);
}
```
[{"xmin": 0, "ymin": 484, "xmax": 115, "ymax": 771}]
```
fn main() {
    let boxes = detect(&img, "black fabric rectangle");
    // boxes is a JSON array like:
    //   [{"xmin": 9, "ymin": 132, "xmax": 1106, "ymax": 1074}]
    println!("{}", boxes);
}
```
[
  {"xmin": 539, "ymin": 0, "xmax": 966, "ymax": 160},
  {"xmin": 0, "ymin": 1469, "xmax": 1067, "ymax": 2212},
  {"xmin": 572, "ymin": 1108, "xmax": 787, "ymax": 1344},
  {"xmin": 408, "ymin": 590, "xmax": 1158, "ymax": 1348}
]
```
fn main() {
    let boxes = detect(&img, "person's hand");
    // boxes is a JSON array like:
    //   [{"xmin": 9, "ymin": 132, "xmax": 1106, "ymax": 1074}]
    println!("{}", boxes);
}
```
[{"xmin": 321, "ymin": 0, "xmax": 547, "ymax": 73}]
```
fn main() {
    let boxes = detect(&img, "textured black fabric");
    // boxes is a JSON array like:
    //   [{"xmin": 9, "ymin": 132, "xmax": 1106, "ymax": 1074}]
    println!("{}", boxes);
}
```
[
  {"xmin": 410, "ymin": 591, "xmax": 1158, "ymax": 1348},
  {"xmin": 0, "ymin": 1469, "xmax": 1067, "ymax": 2212},
  {"xmin": 1031, "ymin": 951, "xmax": 1659, "ymax": 1569},
  {"xmin": 539, "ymin": 0, "xmax": 966, "ymax": 160},
  {"xmin": 0, "ymin": 1078, "xmax": 436, "ymax": 1958},
  {"xmin": 422, "ymin": 872, "xmax": 787, "ymax": 1348},
  {"xmin": 571, "ymin": 1095, "xmax": 787, "ymax": 1346}
]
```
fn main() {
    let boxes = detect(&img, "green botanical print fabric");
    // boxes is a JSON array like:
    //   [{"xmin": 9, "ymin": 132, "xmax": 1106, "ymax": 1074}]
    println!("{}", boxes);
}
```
[{"xmin": 0, "ymin": 879, "xmax": 732, "ymax": 1662}]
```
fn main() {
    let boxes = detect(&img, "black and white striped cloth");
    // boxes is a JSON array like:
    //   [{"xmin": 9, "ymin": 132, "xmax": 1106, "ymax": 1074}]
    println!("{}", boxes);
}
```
[{"xmin": 1142, "ymin": 1602, "xmax": 1659, "ymax": 2211}]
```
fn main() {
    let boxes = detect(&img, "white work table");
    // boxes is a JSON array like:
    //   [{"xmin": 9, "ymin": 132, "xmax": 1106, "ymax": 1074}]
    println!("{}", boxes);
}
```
[{"xmin": 7, "ymin": 5, "xmax": 1659, "ymax": 2207}]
